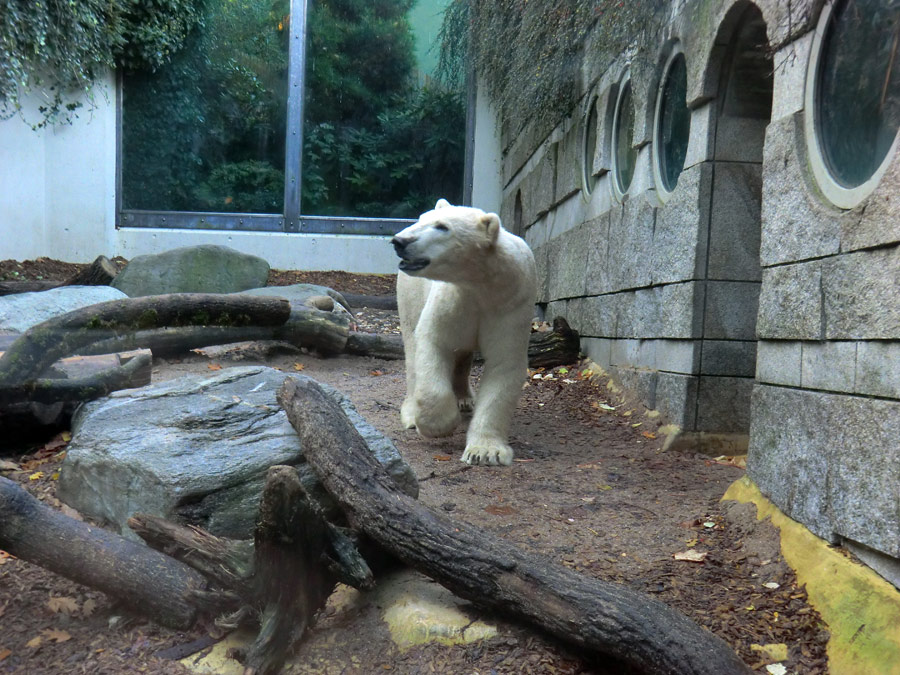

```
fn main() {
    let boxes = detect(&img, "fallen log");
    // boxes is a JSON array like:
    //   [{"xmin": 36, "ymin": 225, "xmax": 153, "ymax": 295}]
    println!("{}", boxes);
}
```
[
  {"xmin": 341, "ymin": 293, "xmax": 398, "ymax": 310},
  {"xmin": 0, "ymin": 476, "xmax": 207, "ymax": 629},
  {"xmin": 344, "ymin": 317, "xmax": 579, "ymax": 368},
  {"xmin": 277, "ymin": 376, "xmax": 752, "ymax": 675},
  {"xmin": 0, "ymin": 256, "xmax": 118, "ymax": 296},
  {"xmin": 77, "ymin": 305, "xmax": 350, "ymax": 359},
  {"xmin": 0, "ymin": 293, "xmax": 291, "ymax": 386},
  {"xmin": 529, "ymin": 317, "xmax": 580, "ymax": 368}
]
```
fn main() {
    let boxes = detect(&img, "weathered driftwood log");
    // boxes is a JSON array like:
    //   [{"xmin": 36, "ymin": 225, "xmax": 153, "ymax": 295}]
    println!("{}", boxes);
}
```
[
  {"xmin": 0, "ymin": 351, "xmax": 152, "ymax": 404},
  {"xmin": 0, "ymin": 476, "xmax": 207, "ymax": 629},
  {"xmin": 0, "ymin": 293, "xmax": 291, "ymax": 386},
  {"xmin": 77, "ymin": 305, "xmax": 350, "ymax": 359},
  {"xmin": 345, "ymin": 331, "xmax": 405, "ymax": 359},
  {"xmin": 277, "ymin": 376, "xmax": 752, "ymax": 675}
]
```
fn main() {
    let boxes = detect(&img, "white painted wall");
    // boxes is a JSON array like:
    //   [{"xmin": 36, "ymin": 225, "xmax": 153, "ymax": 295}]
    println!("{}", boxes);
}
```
[
  {"xmin": 0, "ymin": 70, "xmax": 399, "ymax": 274},
  {"xmin": 470, "ymin": 81, "xmax": 503, "ymax": 215}
]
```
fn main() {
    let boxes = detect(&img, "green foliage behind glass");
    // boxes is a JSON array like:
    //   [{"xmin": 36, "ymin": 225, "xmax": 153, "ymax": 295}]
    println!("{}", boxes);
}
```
[{"xmin": 0, "ymin": 0, "xmax": 204, "ymax": 127}]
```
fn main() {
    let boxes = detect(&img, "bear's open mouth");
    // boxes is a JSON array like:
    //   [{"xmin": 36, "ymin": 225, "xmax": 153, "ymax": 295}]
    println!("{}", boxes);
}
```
[{"xmin": 398, "ymin": 258, "xmax": 430, "ymax": 272}]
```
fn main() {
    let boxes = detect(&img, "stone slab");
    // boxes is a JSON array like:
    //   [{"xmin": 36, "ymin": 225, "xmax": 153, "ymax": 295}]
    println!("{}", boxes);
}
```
[
  {"xmin": 822, "ymin": 246, "xmax": 900, "ymax": 340},
  {"xmin": 655, "ymin": 372, "xmax": 699, "ymax": 429},
  {"xmin": 755, "ymin": 340, "xmax": 802, "ymax": 386},
  {"xmin": 708, "ymin": 163, "xmax": 763, "ymax": 282},
  {"xmin": 696, "ymin": 375, "xmax": 754, "ymax": 433},
  {"xmin": 703, "ymin": 280, "xmax": 760, "ymax": 340},
  {"xmin": 757, "ymin": 261, "xmax": 822, "ymax": 340},
  {"xmin": 700, "ymin": 340, "xmax": 757, "ymax": 377},
  {"xmin": 801, "ymin": 341, "xmax": 857, "ymax": 394},
  {"xmin": 651, "ymin": 163, "xmax": 710, "ymax": 285},
  {"xmin": 855, "ymin": 341, "xmax": 900, "ymax": 399}
]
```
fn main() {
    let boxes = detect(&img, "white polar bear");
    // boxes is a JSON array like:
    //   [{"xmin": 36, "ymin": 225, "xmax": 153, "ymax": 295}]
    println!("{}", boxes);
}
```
[{"xmin": 391, "ymin": 199, "xmax": 537, "ymax": 466}]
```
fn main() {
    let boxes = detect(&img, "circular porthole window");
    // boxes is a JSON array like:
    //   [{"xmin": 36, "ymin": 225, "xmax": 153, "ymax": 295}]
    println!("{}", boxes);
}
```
[
  {"xmin": 653, "ymin": 46, "xmax": 690, "ymax": 198},
  {"xmin": 805, "ymin": 0, "xmax": 900, "ymax": 209},
  {"xmin": 612, "ymin": 76, "xmax": 638, "ymax": 200},
  {"xmin": 582, "ymin": 94, "xmax": 600, "ymax": 196}
]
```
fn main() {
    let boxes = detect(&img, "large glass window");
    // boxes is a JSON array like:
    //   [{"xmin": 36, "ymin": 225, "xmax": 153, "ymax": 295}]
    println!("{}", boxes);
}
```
[
  {"xmin": 612, "ymin": 79, "xmax": 637, "ymax": 199},
  {"xmin": 122, "ymin": 0, "xmax": 290, "ymax": 214},
  {"xmin": 120, "ymin": 0, "xmax": 465, "ymax": 230},
  {"xmin": 653, "ymin": 48, "xmax": 690, "ymax": 195},
  {"xmin": 814, "ymin": 0, "xmax": 900, "ymax": 194}
]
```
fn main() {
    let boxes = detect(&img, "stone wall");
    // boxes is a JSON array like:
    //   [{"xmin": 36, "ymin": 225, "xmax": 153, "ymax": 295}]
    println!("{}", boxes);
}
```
[{"xmin": 488, "ymin": 0, "xmax": 900, "ymax": 583}]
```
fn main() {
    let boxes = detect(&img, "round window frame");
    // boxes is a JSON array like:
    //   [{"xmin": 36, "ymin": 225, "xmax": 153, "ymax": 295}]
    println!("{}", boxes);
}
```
[
  {"xmin": 804, "ymin": 0, "xmax": 900, "ymax": 210},
  {"xmin": 651, "ymin": 43, "xmax": 690, "ymax": 203},
  {"xmin": 580, "ymin": 91, "xmax": 601, "ymax": 198},
  {"xmin": 611, "ymin": 71, "xmax": 636, "ymax": 202}
]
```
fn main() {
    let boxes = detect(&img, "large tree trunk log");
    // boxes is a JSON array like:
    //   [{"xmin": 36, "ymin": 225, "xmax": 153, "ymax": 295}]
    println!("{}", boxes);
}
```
[
  {"xmin": 345, "ymin": 331, "xmax": 405, "ymax": 359},
  {"xmin": 0, "ymin": 293, "xmax": 291, "ymax": 386},
  {"xmin": 0, "ymin": 477, "xmax": 207, "ymax": 629},
  {"xmin": 277, "ymin": 377, "xmax": 752, "ymax": 675}
]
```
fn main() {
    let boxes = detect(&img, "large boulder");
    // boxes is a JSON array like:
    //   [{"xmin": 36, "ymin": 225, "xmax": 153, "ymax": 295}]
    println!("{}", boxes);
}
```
[
  {"xmin": 111, "ymin": 245, "xmax": 270, "ymax": 297},
  {"xmin": 57, "ymin": 366, "xmax": 417, "ymax": 539},
  {"xmin": 0, "ymin": 286, "xmax": 127, "ymax": 333}
]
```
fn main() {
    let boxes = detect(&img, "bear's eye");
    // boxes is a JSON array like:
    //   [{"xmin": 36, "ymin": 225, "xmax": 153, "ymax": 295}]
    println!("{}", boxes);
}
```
[{"xmin": 434, "ymin": 223, "xmax": 449, "ymax": 232}]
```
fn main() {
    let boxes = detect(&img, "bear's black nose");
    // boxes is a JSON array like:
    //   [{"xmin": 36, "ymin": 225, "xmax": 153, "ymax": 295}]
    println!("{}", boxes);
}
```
[{"xmin": 391, "ymin": 236, "xmax": 409, "ymax": 255}]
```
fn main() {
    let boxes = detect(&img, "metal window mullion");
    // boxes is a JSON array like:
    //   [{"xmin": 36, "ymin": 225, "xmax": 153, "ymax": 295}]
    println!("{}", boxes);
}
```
[{"xmin": 283, "ymin": 0, "xmax": 309, "ymax": 232}]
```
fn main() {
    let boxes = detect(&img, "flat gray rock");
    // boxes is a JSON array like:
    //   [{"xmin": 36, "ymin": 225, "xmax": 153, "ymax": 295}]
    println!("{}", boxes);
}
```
[
  {"xmin": 57, "ymin": 366, "xmax": 418, "ymax": 539},
  {"xmin": 111, "ymin": 245, "xmax": 270, "ymax": 297},
  {"xmin": 0, "ymin": 286, "xmax": 127, "ymax": 333},
  {"xmin": 238, "ymin": 284, "xmax": 352, "ymax": 315}
]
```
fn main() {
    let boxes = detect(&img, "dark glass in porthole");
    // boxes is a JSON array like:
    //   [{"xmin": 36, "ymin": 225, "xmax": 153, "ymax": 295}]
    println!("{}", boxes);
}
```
[
  {"xmin": 583, "ymin": 97, "xmax": 599, "ymax": 193},
  {"xmin": 817, "ymin": 0, "xmax": 900, "ymax": 189},
  {"xmin": 657, "ymin": 52, "xmax": 690, "ymax": 192},
  {"xmin": 614, "ymin": 81, "xmax": 638, "ymax": 195}
]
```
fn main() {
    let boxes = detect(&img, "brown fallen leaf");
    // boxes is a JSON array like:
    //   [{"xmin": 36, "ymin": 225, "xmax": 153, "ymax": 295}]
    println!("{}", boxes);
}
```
[
  {"xmin": 485, "ymin": 505, "xmax": 517, "ymax": 516},
  {"xmin": 47, "ymin": 596, "xmax": 79, "ymax": 615},
  {"xmin": 0, "ymin": 551, "xmax": 16, "ymax": 565},
  {"xmin": 369, "ymin": 369, "xmax": 384, "ymax": 376},
  {"xmin": 26, "ymin": 637, "xmax": 42, "ymax": 649},
  {"xmin": 82, "ymin": 599, "xmax": 98, "ymax": 617},
  {"xmin": 42, "ymin": 629, "xmax": 71, "ymax": 643},
  {"xmin": 641, "ymin": 431, "xmax": 657, "ymax": 439},
  {"xmin": 673, "ymin": 549, "xmax": 708, "ymax": 563},
  {"xmin": 207, "ymin": 363, "xmax": 222, "ymax": 371},
  {"xmin": 293, "ymin": 363, "xmax": 305, "ymax": 371},
  {"xmin": 0, "ymin": 648, "xmax": 11, "ymax": 662},
  {"xmin": 433, "ymin": 454, "xmax": 452, "ymax": 462}
]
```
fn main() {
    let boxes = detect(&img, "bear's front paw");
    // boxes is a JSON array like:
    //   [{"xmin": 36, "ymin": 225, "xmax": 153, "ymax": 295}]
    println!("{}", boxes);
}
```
[
  {"xmin": 461, "ymin": 439, "xmax": 513, "ymax": 466},
  {"xmin": 414, "ymin": 394, "xmax": 460, "ymax": 438}
]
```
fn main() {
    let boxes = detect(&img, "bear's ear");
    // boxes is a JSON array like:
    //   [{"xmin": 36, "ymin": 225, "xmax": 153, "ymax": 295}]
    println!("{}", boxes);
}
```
[
  {"xmin": 480, "ymin": 213, "xmax": 501, "ymax": 246},
  {"xmin": 434, "ymin": 198, "xmax": 452, "ymax": 210}
]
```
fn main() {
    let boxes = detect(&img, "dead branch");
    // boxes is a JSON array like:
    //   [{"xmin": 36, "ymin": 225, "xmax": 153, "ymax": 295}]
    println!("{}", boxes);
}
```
[{"xmin": 277, "ymin": 376, "xmax": 752, "ymax": 675}]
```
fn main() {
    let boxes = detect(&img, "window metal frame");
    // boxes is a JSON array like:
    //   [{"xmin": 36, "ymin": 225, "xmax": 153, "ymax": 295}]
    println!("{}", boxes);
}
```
[{"xmin": 116, "ymin": 0, "xmax": 473, "ymax": 235}]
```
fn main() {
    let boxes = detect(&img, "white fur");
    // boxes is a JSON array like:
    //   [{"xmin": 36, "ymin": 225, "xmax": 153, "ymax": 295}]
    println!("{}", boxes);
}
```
[{"xmin": 393, "ymin": 199, "xmax": 537, "ymax": 466}]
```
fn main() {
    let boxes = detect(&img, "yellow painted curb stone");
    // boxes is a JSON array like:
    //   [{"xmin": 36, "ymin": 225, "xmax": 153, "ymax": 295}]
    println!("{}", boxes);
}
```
[{"xmin": 723, "ymin": 476, "xmax": 900, "ymax": 675}]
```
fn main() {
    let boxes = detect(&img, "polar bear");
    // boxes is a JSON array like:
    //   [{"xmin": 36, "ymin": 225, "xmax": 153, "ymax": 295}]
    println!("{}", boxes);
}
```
[{"xmin": 391, "ymin": 199, "xmax": 537, "ymax": 466}]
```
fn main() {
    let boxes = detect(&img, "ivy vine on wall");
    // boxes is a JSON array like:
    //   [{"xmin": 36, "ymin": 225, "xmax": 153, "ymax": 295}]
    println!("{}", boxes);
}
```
[
  {"xmin": 0, "ymin": 0, "xmax": 204, "ymax": 128},
  {"xmin": 437, "ymin": 0, "xmax": 666, "ymax": 133}
]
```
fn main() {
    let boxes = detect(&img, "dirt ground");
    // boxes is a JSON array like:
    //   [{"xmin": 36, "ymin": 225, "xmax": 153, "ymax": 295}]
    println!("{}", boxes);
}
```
[{"xmin": 0, "ymin": 259, "xmax": 829, "ymax": 674}]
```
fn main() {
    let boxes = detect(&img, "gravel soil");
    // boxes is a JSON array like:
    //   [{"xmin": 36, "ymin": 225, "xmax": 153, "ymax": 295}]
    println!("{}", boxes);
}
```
[{"xmin": 0, "ymin": 259, "xmax": 829, "ymax": 674}]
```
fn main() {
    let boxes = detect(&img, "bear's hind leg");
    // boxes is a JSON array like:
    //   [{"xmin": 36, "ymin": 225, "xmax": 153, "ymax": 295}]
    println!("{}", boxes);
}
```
[{"xmin": 453, "ymin": 352, "xmax": 475, "ymax": 413}]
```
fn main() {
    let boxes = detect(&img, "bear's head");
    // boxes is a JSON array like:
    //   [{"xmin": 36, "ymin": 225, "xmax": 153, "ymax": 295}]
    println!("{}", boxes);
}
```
[{"xmin": 390, "ymin": 199, "xmax": 502, "ymax": 282}]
